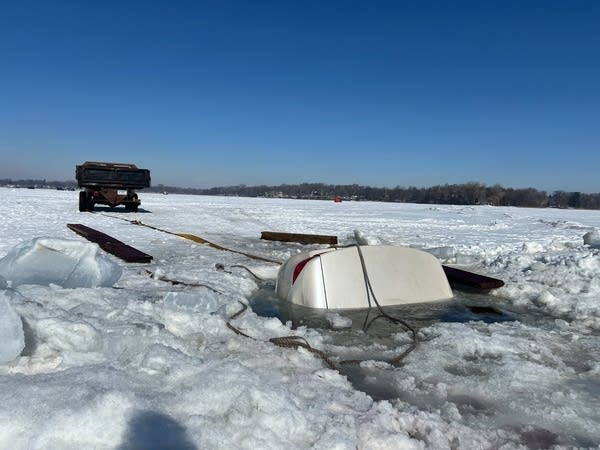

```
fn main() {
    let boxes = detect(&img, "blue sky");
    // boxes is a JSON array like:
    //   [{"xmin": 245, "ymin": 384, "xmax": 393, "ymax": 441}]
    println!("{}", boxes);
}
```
[{"xmin": 1, "ymin": 1, "xmax": 598, "ymax": 192}]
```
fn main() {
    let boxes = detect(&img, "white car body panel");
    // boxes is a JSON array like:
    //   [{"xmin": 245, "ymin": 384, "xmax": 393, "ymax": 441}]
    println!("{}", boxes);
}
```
[{"xmin": 276, "ymin": 245, "xmax": 453, "ymax": 309}]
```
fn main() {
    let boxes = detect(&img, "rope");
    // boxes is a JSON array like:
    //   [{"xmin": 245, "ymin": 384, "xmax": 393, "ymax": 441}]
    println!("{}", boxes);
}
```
[
  {"xmin": 225, "ymin": 301, "xmax": 336, "ymax": 369},
  {"xmin": 230, "ymin": 264, "xmax": 266, "ymax": 281},
  {"xmin": 144, "ymin": 269, "xmax": 223, "ymax": 294},
  {"xmin": 215, "ymin": 263, "xmax": 268, "ymax": 282},
  {"xmin": 353, "ymin": 244, "xmax": 419, "ymax": 364},
  {"xmin": 214, "ymin": 263, "xmax": 232, "ymax": 274},
  {"xmin": 269, "ymin": 336, "xmax": 337, "ymax": 369},
  {"xmin": 225, "ymin": 302, "xmax": 255, "ymax": 339}
]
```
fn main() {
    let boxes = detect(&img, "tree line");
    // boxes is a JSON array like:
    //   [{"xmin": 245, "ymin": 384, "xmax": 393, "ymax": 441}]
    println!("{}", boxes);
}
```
[
  {"xmin": 155, "ymin": 181, "xmax": 600, "ymax": 209},
  {"xmin": 0, "ymin": 179, "xmax": 78, "ymax": 190},
  {"xmin": 2, "ymin": 178, "xmax": 599, "ymax": 209}
]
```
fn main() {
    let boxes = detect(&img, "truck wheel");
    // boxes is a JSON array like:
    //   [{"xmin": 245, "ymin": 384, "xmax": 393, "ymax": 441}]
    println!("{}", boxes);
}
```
[
  {"xmin": 79, "ymin": 192, "xmax": 87, "ymax": 212},
  {"xmin": 126, "ymin": 193, "xmax": 139, "ymax": 212}
]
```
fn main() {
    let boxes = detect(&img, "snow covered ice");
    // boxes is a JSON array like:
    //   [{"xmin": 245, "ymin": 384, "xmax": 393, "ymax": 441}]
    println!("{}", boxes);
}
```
[{"xmin": 0, "ymin": 187, "xmax": 599, "ymax": 449}]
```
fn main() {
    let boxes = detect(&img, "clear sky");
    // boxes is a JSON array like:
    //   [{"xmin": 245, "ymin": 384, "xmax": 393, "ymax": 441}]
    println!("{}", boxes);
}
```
[{"xmin": 1, "ymin": 1, "xmax": 598, "ymax": 192}]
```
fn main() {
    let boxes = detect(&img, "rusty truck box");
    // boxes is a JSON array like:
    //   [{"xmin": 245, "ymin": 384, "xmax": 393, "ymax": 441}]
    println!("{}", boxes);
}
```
[
  {"xmin": 76, "ymin": 161, "xmax": 151, "ymax": 189},
  {"xmin": 76, "ymin": 161, "xmax": 151, "ymax": 212}
]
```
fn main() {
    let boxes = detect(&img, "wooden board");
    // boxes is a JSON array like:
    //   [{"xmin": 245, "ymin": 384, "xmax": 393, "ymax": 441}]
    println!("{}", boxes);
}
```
[
  {"xmin": 67, "ymin": 223, "xmax": 153, "ymax": 263},
  {"xmin": 261, "ymin": 231, "xmax": 338, "ymax": 245},
  {"xmin": 442, "ymin": 265, "xmax": 504, "ymax": 291}
]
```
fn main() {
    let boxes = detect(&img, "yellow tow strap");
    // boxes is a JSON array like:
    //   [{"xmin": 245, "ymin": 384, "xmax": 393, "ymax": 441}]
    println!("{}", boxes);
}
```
[
  {"xmin": 175, "ymin": 232, "xmax": 281, "ymax": 263},
  {"xmin": 97, "ymin": 213, "xmax": 282, "ymax": 264},
  {"xmin": 175, "ymin": 232, "xmax": 220, "ymax": 247}
]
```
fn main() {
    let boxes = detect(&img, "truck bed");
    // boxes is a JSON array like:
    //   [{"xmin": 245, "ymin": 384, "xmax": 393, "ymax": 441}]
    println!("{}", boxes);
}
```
[{"xmin": 76, "ymin": 162, "xmax": 151, "ymax": 189}]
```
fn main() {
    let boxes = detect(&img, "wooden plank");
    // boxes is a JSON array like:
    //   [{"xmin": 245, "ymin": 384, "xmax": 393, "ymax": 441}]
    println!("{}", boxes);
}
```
[
  {"xmin": 261, "ymin": 231, "xmax": 338, "ymax": 245},
  {"xmin": 442, "ymin": 265, "xmax": 504, "ymax": 291},
  {"xmin": 67, "ymin": 223, "xmax": 153, "ymax": 263}
]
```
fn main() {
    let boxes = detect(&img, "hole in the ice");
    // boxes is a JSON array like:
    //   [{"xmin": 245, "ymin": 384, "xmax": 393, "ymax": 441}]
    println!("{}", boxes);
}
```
[{"xmin": 248, "ymin": 287, "xmax": 514, "ymax": 333}]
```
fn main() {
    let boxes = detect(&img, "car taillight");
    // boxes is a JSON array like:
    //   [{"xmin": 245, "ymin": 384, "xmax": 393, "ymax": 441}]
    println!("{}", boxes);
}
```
[{"xmin": 292, "ymin": 258, "xmax": 310, "ymax": 284}]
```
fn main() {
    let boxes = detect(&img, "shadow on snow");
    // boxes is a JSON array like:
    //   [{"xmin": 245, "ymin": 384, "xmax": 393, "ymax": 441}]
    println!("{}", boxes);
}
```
[{"xmin": 118, "ymin": 411, "xmax": 197, "ymax": 450}]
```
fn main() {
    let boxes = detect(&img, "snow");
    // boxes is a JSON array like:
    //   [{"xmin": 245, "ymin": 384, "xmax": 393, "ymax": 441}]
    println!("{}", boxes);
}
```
[{"xmin": 0, "ymin": 187, "xmax": 599, "ymax": 449}]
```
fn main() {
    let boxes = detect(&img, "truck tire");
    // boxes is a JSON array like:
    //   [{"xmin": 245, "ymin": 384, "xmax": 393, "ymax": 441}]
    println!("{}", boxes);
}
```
[
  {"xmin": 125, "ymin": 194, "xmax": 139, "ymax": 212},
  {"xmin": 79, "ymin": 191, "xmax": 87, "ymax": 212},
  {"xmin": 79, "ymin": 191, "xmax": 95, "ymax": 212}
]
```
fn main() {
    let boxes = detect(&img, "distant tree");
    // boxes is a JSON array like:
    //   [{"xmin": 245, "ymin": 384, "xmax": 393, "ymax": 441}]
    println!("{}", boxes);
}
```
[
  {"xmin": 549, "ymin": 191, "xmax": 569, "ymax": 208},
  {"xmin": 568, "ymin": 192, "xmax": 581, "ymax": 208}
]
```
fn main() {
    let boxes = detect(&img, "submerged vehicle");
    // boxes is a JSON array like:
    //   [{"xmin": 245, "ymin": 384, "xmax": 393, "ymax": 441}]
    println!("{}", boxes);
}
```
[
  {"xmin": 276, "ymin": 245, "xmax": 453, "ymax": 310},
  {"xmin": 76, "ymin": 161, "xmax": 151, "ymax": 212}
]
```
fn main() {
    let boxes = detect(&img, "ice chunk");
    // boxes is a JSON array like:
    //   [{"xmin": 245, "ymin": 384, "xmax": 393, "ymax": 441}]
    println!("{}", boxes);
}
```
[
  {"xmin": 0, "ymin": 238, "xmax": 122, "ymax": 288},
  {"xmin": 583, "ymin": 229, "xmax": 600, "ymax": 249},
  {"xmin": 353, "ymin": 229, "xmax": 381, "ymax": 246},
  {"xmin": 0, "ymin": 292, "xmax": 25, "ymax": 362},
  {"xmin": 326, "ymin": 312, "xmax": 352, "ymax": 329},
  {"xmin": 0, "ymin": 275, "xmax": 7, "ymax": 290}
]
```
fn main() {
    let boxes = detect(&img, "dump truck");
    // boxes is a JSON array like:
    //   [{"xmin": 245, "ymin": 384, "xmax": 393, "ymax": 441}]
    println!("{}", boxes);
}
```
[{"xmin": 76, "ymin": 161, "xmax": 151, "ymax": 212}]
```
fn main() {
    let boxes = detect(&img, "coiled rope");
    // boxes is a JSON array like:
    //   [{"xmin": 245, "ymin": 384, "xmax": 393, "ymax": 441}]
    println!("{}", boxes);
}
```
[{"xmin": 226, "ymin": 301, "xmax": 337, "ymax": 369}]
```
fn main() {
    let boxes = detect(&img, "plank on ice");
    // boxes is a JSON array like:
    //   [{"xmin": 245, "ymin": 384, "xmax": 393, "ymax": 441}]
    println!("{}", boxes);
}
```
[
  {"xmin": 442, "ymin": 265, "xmax": 504, "ymax": 290},
  {"xmin": 261, "ymin": 231, "xmax": 338, "ymax": 245},
  {"xmin": 67, "ymin": 223, "xmax": 153, "ymax": 263}
]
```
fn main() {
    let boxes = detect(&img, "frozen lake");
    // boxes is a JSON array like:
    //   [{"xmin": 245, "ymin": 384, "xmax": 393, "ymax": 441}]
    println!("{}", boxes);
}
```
[{"xmin": 1, "ymin": 187, "xmax": 599, "ymax": 449}]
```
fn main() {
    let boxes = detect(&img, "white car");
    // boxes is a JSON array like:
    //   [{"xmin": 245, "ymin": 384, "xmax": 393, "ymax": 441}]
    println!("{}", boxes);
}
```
[{"xmin": 276, "ymin": 245, "xmax": 453, "ymax": 310}]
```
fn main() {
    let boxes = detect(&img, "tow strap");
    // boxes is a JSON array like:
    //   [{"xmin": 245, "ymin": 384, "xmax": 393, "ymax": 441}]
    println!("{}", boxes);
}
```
[{"xmin": 97, "ymin": 213, "xmax": 282, "ymax": 264}]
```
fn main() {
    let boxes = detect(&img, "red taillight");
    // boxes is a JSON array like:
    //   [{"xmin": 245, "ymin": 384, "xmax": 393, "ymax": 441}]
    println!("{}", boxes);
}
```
[{"xmin": 292, "ymin": 258, "xmax": 310, "ymax": 284}]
